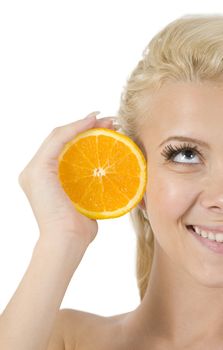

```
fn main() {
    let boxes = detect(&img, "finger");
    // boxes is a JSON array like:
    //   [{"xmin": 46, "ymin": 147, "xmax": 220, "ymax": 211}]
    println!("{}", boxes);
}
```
[
  {"xmin": 34, "ymin": 112, "xmax": 100, "ymax": 162},
  {"xmin": 94, "ymin": 118, "xmax": 113, "ymax": 128},
  {"xmin": 96, "ymin": 116, "xmax": 116, "ymax": 122},
  {"xmin": 94, "ymin": 116, "xmax": 119, "ymax": 130}
]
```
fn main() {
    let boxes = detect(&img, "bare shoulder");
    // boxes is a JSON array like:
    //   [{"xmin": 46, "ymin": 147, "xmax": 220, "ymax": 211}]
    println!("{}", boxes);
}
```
[{"xmin": 47, "ymin": 308, "xmax": 130, "ymax": 350}]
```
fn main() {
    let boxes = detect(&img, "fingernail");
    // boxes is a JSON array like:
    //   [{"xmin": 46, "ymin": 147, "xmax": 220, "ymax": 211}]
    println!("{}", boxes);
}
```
[
  {"xmin": 107, "ymin": 117, "xmax": 117, "ymax": 122},
  {"xmin": 111, "ymin": 118, "xmax": 121, "ymax": 128},
  {"xmin": 85, "ymin": 111, "xmax": 101, "ymax": 119}
]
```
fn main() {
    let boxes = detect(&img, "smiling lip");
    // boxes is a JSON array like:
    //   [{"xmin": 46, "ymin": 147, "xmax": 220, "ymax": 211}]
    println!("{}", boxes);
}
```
[
  {"xmin": 189, "ymin": 225, "xmax": 223, "ymax": 233},
  {"xmin": 186, "ymin": 225, "xmax": 223, "ymax": 255}
]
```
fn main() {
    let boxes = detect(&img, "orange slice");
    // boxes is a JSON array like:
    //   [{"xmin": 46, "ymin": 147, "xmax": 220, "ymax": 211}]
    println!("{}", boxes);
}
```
[{"xmin": 58, "ymin": 128, "xmax": 147, "ymax": 219}]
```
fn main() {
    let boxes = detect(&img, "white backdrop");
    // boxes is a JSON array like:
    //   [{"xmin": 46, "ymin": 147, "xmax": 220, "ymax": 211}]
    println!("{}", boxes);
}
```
[{"xmin": 0, "ymin": 0, "xmax": 222, "ymax": 316}]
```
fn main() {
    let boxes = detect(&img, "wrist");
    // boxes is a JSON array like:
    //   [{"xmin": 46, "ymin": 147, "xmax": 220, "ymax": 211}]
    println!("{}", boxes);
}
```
[
  {"xmin": 38, "ymin": 229, "xmax": 89, "ymax": 250},
  {"xmin": 34, "ymin": 231, "xmax": 88, "ymax": 267}
]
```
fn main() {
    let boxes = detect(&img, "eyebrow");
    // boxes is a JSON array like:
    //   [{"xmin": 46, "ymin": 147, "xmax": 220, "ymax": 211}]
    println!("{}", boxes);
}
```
[{"xmin": 158, "ymin": 136, "xmax": 210, "ymax": 149}]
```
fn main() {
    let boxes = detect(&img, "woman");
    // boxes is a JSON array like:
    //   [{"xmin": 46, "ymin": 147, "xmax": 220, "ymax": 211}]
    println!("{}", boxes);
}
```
[{"xmin": 1, "ymin": 13, "xmax": 223, "ymax": 350}]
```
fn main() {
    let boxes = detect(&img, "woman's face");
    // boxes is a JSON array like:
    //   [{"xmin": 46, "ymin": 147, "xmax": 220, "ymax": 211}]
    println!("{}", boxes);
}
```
[{"xmin": 141, "ymin": 81, "xmax": 223, "ymax": 287}]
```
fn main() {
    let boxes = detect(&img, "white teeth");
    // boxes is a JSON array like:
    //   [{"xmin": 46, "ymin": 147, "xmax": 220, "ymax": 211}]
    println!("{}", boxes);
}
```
[
  {"xmin": 207, "ymin": 232, "xmax": 215, "ymax": 241},
  {"xmin": 193, "ymin": 226, "xmax": 223, "ymax": 243},
  {"xmin": 216, "ymin": 234, "xmax": 223, "ymax": 243}
]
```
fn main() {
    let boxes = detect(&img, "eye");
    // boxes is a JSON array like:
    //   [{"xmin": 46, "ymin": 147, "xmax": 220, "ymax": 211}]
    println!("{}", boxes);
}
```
[{"xmin": 161, "ymin": 143, "xmax": 204, "ymax": 165}]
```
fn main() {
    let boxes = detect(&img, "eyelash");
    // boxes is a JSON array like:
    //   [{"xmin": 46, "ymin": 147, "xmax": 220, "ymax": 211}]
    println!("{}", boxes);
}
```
[{"xmin": 161, "ymin": 142, "xmax": 205, "ymax": 165}]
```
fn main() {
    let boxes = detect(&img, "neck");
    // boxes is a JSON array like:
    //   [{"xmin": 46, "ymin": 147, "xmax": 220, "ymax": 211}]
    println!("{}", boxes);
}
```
[{"xmin": 129, "ymin": 240, "xmax": 223, "ymax": 349}]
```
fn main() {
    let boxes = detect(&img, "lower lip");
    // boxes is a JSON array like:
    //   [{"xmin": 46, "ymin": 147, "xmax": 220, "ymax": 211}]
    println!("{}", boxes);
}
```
[{"xmin": 187, "ymin": 226, "xmax": 223, "ymax": 255}]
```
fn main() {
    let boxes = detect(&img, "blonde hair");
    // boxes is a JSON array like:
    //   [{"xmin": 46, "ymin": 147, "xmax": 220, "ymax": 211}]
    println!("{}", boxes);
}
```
[{"xmin": 116, "ymin": 14, "xmax": 223, "ymax": 301}]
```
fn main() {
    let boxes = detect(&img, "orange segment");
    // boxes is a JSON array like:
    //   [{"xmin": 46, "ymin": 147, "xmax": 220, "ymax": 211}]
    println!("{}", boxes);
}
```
[{"xmin": 58, "ymin": 128, "xmax": 147, "ymax": 219}]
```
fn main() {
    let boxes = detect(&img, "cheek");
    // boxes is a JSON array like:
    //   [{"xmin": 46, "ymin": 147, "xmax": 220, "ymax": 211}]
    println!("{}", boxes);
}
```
[
  {"xmin": 145, "ymin": 170, "xmax": 200, "ymax": 265},
  {"xmin": 146, "ymin": 170, "xmax": 199, "ymax": 226}
]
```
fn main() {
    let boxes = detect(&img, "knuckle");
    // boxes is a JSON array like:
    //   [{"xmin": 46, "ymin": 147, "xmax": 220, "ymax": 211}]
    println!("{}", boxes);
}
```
[
  {"xmin": 18, "ymin": 166, "xmax": 35, "ymax": 188},
  {"xmin": 51, "ymin": 126, "xmax": 62, "ymax": 136},
  {"xmin": 18, "ymin": 169, "xmax": 27, "ymax": 187}
]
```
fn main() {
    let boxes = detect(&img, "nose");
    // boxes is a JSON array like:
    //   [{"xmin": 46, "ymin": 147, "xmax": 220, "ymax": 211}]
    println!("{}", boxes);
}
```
[{"xmin": 199, "ymin": 172, "xmax": 223, "ymax": 214}]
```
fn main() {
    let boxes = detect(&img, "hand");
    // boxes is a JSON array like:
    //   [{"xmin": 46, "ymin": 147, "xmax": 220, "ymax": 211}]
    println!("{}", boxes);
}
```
[{"xmin": 18, "ymin": 112, "xmax": 115, "ymax": 246}]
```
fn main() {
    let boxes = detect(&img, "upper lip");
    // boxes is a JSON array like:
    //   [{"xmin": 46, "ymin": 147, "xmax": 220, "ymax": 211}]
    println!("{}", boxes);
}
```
[{"xmin": 188, "ymin": 224, "xmax": 223, "ymax": 234}]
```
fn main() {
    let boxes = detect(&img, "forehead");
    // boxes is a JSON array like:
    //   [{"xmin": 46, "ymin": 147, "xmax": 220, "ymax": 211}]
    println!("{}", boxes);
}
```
[{"xmin": 140, "ymin": 81, "xmax": 223, "ymax": 145}]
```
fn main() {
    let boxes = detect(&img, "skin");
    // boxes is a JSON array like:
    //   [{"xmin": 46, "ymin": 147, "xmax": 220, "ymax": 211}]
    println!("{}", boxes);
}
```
[
  {"xmin": 122, "ymin": 81, "xmax": 223, "ymax": 349},
  {"xmin": 1, "ymin": 83, "xmax": 223, "ymax": 350}
]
